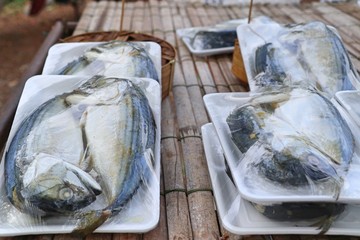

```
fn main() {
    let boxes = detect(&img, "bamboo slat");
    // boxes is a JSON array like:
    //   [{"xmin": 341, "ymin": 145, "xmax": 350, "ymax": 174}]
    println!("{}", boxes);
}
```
[
  {"xmin": 261, "ymin": 5, "xmax": 291, "ymax": 24},
  {"xmin": 321, "ymin": 12, "xmax": 359, "ymax": 27},
  {"xmin": 181, "ymin": 60, "xmax": 199, "ymax": 86},
  {"xmin": 186, "ymin": 5, "xmax": 202, "ymax": 27},
  {"xmin": 161, "ymin": 4, "xmax": 174, "ymax": 33},
  {"xmin": 235, "ymin": 5, "xmax": 252, "ymax": 19},
  {"xmin": 161, "ymin": 97, "xmax": 186, "ymax": 191},
  {"xmin": 53, "ymin": 234, "xmax": 82, "ymax": 240},
  {"xmin": 195, "ymin": 60, "xmax": 217, "ymax": 95},
  {"xmin": 131, "ymin": 1, "xmax": 145, "ymax": 32},
  {"xmin": 108, "ymin": 1, "xmax": 122, "ymax": 31},
  {"xmin": 196, "ymin": 5, "xmax": 210, "ymax": 26},
  {"xmin": 143, "ymin": 196, "xmax": 168, "ymax": 240},
  {"xmin": 312, "ymin": 2, "xmax": 344, "ymax": 14},
  {"xmin": 165, "ymin": 192, "xmax": 193, "ymax": 239},
  {"xmin": 181, "ymin": 136, "xmax": 212, "ymax": 188},
  {"xmin": 182, "ymin": 11, "xmax": 193, "ymax": 29},
  {"xmin": 162, "ymin": 137, "xmax": 185, "ymax": 191},
  {"xmin": 172, "ymin": 62, "xmax": 187, "ymax": 87},
  {"xmin": 217, "ymin": 56, "xmax": 247, "ymax": 92},
  {"xmin": 73, "ymin": 1, "xmax": 97, "ymax": 35},
  {"xmin": 27, "ymin": 235, "xmax": 54, "ymax": 240},
  {"xmin": 120, "ymin": 1, "xmax": 134, "ymax": 31},
  {"xmin": 101, "ymin": 1, "xmax": 116, "ymax": 31},
  {"xmin": 272, "ymin": 236, "xmax": 302, "ymax": 240},
  {"xmin": 87, "ymin": 1, "xmax": 109, "ymax": 32},
  {"xmin": 180, "ymin": 60, "xmax": 210, "ymax": 128},
  {"xmin": 142, "ymin": 1, "xmax": 152, "ymax": 34},
  {"xmin": 187, "ymin": 86, "xmax": 210, "ymax": 126},
  {"xmin": 86, "ymin": 233, "xmax": 112, "ymax": 240},
  {"xmin": 172, "ymin": 82, "xmax": 197, "ymax": 129},
  {"xmin": 188, "ymin": 191, "xmax": 219, "ymax": 239},
  {"xmin": 224, "ymin": 6, "xmax": 239, "ymax": 20},
  {"xmin": 334, "ymin": 2, "xmax": 360, "ymax": 14},
  {"xmin": 205, "ymin": 6, "xmax": 223, "ymax": 25},
  {"xmin": 177, "ymin": 42, "xmax": 191, "ymax": 62},
  {"xmin": 149, "ymin": 0, "xmax": 163, "ymax": 38},
  {"xmin": 208, "ymin": 58, "xmax": 232, "ymax": 93},
  {"xmin": 243, "ymin": 236, "xmax": 268, "ymax": 240},
  {"xmin": 112, "ymin": 233, "xmax": 141, "ymax": 240}
]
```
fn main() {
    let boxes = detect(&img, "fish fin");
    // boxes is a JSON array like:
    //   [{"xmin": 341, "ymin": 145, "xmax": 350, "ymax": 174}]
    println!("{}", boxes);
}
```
[
  {"xmin": 144, "ymin": 148, "xmax": 155, "ymax": 167},
  {"xmin": 79, "ymin": 144, "xmax": 92, "ymax": 171},
  {"xmin": 84, "ymin": 60, "xmax": 106, "ymax": 76},
  {"xmin": 72, "ymin": 209, "xmax": 111, "ymax": 237},
  {"xmin": 63, "ymin": 161, "xmax": 102, "ymax": 196},
  {"xmin": 57, "ymin": 56, "xmax": 89, "ymax": 75}
]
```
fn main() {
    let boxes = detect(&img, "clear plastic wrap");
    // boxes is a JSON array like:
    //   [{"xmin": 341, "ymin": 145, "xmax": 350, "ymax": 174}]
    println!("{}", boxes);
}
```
[
  {"xmin": 203, "ymin": 89, "xmax": 360, "ymax": 204},
  {"xmin": 335, "ymin": 90, "xmax": 360, "ymax": 128},
  {"xmin": 236, "ymin": 16, "xmax": 360, "ymax": 98},
  {"xmin": 0, "ymin": 75, "xmax": 161, "ymax": 236},
  {"xmin": 202, "ymin": 123, "xmax": 360, "ymax": 236},
  {"xmin": 42, "ymin": 41, "xmax": 162, "ymax": 83},
  {"xmin": 176, "ymin": 19, "xmax": 247, "ymax": 56}
]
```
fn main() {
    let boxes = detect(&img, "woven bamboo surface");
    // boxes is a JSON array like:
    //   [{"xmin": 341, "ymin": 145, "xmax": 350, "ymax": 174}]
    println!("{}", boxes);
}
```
[{"xmin": 2, "ymin": 1, "xmax": 360, "ymax": 240}]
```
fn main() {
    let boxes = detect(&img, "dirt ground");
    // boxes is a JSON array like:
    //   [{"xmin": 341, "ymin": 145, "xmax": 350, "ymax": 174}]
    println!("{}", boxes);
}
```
[{"xmin": 0, "ymin": 2, "xmax": 77, "ymax": 111}]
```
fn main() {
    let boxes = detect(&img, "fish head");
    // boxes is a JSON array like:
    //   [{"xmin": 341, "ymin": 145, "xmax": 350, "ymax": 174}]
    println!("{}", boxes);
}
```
[
  {"xmin": 21, "ymin": 154, "xmax": 102, "ymax": 215},
  {"xmin": 269, "ymin": 135, "xmax": 342, "ymax": 186}
]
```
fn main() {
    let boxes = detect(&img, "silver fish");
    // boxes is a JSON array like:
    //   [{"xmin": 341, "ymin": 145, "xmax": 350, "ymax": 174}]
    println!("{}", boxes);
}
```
[
  {"xmin": 57, "ymin": 41, "xmax": 159, "ymax": 82},
  {"xmin": 5, "ymin": 89, "xmax": 102, "ymax": 215},
  {"xmin": 226, "ymin": 88, "xmax": 354, "ymax": 233},
  {"xmin": 191, "ymin": 29, "xmax": 237, "ymax": 50},
  {"xmin": 227, "ymin": 88, "xmax": 354, "ymax": 189},
  {"xmin": 253, "ymin": 21, "xmax": 358, "ymax": 97},
  {"xmin": 71, "ymin": 77, "xmax": 156, "ymax": 236}
]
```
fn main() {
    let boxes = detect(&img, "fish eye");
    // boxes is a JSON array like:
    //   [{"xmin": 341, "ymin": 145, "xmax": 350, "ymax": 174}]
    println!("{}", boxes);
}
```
[
  {"xmin": 59, "ymin": 188, "xmax": 74, "ymax": 200},
  {"xmin": 308, "ymin": 155, "xmax": 320, "ymax": 166}
]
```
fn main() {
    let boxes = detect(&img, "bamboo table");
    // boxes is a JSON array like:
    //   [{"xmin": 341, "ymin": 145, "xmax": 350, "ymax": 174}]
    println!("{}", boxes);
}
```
[{"xmin": 2, "ymin": 0, "xmax": 360, "ymax": 239}]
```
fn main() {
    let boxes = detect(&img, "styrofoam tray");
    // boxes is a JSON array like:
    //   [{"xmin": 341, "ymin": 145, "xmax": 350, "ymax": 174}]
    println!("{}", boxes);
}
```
[
  {"xmin": 181, "ymin": 38, "xmax": 234, "ymax": 57},
  {"xmin": 176, "ymin": 19, "xmax": 246, "ymax": 57},
  {"xmin": 202, "ymin": 122, "xmax": 360, "ymax": 236},
  {"xmin": 42, "ymin": 42, "xmax": 162, "ymax": 83},
  {"xmin": 203, "ymin": 92, "xmax": 360, "ymax": 204},
  {"xmin": 0, "ymin": 75, "xmax": 161, "ymax": 236}
]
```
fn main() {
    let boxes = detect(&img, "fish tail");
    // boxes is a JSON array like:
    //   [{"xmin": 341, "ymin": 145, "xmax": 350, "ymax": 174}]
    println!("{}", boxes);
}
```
[
  {"xmin": 310, "ymin": 204, "xmax": 345, "ymax": 234},
  {"xmin": 71, "ymin": 209, "xmax": 111, "ymax": 237}
]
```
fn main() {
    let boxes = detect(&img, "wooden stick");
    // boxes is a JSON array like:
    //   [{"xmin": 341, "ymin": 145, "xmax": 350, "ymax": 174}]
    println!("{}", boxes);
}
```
[
  {"xmin": 248, "ymin": 0, "xmax": 253, "ymax": 24},
  {"xmin": 120, "ymin": 0, "xmax": 126, "ymax": 31}
]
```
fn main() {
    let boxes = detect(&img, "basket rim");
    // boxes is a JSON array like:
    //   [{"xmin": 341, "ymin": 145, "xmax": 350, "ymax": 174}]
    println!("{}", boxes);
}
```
[{"xmin": 61, "ymin": 31, "xmax": 176, "ymax": 59}]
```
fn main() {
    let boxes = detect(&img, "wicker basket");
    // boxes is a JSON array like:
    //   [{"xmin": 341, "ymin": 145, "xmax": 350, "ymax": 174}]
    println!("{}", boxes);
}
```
[
  {"xmin": 61, "ymin": 31, "xmax": 176, "ymax": 100},
  {"xmin": 231, "ymin": 39, "xmax": 248, "ymax": 85}
]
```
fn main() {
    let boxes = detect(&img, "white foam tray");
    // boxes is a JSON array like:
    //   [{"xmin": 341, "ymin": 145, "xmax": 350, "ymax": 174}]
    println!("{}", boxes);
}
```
[
  {"xmin": 0, "ymin": 75, "xmax": 161, "ymax": 236},
  {"xmin": 203, "ymin": 92, "xmax": 360, "ymax": 204},
  {"xmin": 176, "ymin": 19, "xmax": 246, "ymax": 57},
  {"xmin": 42, "ymin": 41, "xmax": 162, "ymax": 83},
  {"xmin": 202, "ymin": 123, "xmax": 360, "ymax": 236}
]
